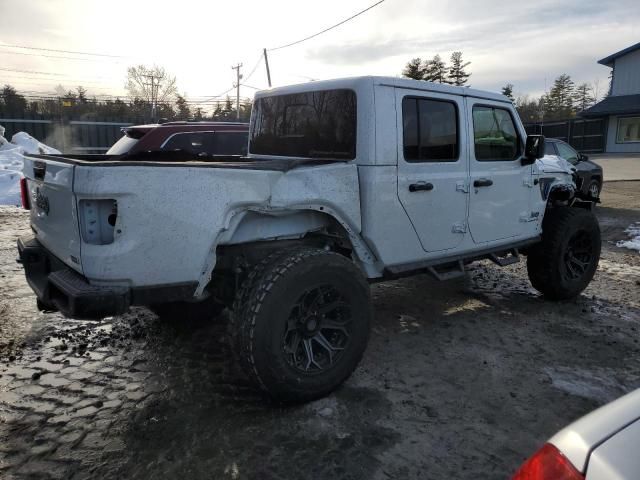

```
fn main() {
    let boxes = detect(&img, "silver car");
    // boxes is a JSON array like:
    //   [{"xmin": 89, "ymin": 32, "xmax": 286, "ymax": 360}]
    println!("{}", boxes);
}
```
[{"xmin": 512, "ymin": 388, "xmax": 640, "ymax": 479}]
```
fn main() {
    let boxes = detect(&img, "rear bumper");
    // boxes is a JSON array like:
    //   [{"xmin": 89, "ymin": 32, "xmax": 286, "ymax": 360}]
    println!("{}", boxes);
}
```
[{"xmin": 17, "ymin": 236, "xmax": 197, "ymax": 320}]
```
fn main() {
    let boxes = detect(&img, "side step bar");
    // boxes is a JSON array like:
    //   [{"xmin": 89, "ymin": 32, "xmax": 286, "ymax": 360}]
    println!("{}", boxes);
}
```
[
  {"xmin": 488, "ymin": 249, "xmax": 520, "ymax": 267},
  {"xmin": 383, "ymin": 242, "xmax": 535, "ymax": 283},
  {"xmin": 426, "ymin": 260, "xmax": 466, "ymax": 281}
]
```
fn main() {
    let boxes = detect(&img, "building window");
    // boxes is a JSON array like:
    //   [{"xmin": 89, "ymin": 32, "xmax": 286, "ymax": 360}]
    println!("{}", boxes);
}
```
[{"xmin": 617, "ymin": 117, "xmax": 640, "ymax": 143}]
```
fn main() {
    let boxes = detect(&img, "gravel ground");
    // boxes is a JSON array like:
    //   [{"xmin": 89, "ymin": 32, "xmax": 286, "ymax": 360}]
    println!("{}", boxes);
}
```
[{"xmin": 1, "ymin": 182, "xmax": 639, "ymax": 480}]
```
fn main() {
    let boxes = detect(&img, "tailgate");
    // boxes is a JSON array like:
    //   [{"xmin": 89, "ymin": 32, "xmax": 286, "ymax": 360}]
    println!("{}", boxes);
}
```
[{"xmin": 23, "ymin": 156, "xmax": 83, "ymax": 273}]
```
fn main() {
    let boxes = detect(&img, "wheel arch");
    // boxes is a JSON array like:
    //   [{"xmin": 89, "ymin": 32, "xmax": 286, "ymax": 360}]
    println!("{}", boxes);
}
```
[{"xmin": 194, "ymin": 205, "xmax": 380, "ymax": 296}]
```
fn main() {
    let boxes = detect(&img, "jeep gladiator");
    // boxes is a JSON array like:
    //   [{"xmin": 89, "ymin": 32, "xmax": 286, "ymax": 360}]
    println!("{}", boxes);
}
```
[{"xmin": 17, "ymin": 76, "xmax": 600, "ymax": 402}]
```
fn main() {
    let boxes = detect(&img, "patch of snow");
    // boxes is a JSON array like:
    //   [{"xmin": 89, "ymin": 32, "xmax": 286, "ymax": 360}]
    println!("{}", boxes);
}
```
[
  {"xmin": 617, "ymin": 222, "xmax": 640, "ymax": 252},
  {"xmin": 544, "ymin": 366, "xmax": 635, "ymax": 403},
  {"xmin": 0, "ymin": 127, "xmax": 60, "ymax": 206}
]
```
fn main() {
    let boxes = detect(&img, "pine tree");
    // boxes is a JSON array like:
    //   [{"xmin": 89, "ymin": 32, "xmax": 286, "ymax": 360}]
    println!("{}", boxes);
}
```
[
  {"xmin": 175, "ymin": 94, "xmax": 191, "ymax": 119},
  {"xmin": 448, "ymin": 51, "xmax": 471, "ymax": 86},
  {"xmin": 76, "ymin": 86, "xmax": 88, "ymax": 104},
  {"xmin": 402, "ymin": 58, "xmax": 426, "ymax": 80},
  {"xmin": 546, "ymin": 74, "xmax": 576, "ymax": 120},
  {"xmin": 223, "ymin": 96, "xmax": 234, "ymax": 119},
  {"xmin": 573, "ymin": 83, "xmax": 595, "ymax": 112},
  {"xmin": 501, "ymin": 84, "xmax": 515, "ymax": 101},
  {"xmin": 425, "ymin": 55, "xmax": 450, "ymax": 84}
]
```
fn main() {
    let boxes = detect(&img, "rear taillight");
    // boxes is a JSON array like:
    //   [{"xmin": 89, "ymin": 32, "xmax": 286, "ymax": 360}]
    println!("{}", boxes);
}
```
[
  {"xmin": 20, "ymin": 177, "xmax": 30, "ymax": 210},
  {"xmin": 512, "ymin": 444, "xmax": 584, "ymax": 480}
]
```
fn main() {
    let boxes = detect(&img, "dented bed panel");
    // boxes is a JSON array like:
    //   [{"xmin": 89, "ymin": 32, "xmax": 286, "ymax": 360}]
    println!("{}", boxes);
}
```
[{"xmin": 72, "ymin": 162, "xmax": 363, "ymax": 290}]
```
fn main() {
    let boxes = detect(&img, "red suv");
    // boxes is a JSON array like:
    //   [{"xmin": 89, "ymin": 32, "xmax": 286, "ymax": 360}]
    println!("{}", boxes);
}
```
[{"xmin": 106, "ymin": 121, "xmax": 249, "ymax": 157}]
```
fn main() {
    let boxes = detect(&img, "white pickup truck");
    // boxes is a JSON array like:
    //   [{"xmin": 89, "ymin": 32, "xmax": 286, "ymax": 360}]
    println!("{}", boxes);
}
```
[{"xmin": 18, "ymin": 76, "xmax": 600, "ymax": 402}]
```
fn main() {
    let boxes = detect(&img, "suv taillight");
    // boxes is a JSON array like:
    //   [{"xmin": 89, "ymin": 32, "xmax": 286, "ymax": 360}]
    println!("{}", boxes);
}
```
[
  {"xmin": 20, "ymin": 177, "xmax": 30, "ymax": 210},
  {"xmin": 512, "ymin": 444, "xmax": 584, "ymax": 480}
]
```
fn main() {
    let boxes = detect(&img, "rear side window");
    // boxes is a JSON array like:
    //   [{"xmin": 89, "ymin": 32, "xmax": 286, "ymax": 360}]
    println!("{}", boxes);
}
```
[
  {"xmin": 250, "ymin": 89, "xmax": 356, "ymax": 159},
  {"xmin": 162, "ymin": 132, "xmax": 214, "ymax": 155},
  {"xmin": 161, "ymin": 131, "xmax": 248, "ymax": 155},
  {"xmin": 472, "ymin": 106, "xmax": 520, "ymax": 161},
  {"xmin": 215, "ymin": 132, "xmax": 248, "ymax": 155},
  {"xmin": 402, "ymin": 97, "xmax": 458, "ymax": 162}
]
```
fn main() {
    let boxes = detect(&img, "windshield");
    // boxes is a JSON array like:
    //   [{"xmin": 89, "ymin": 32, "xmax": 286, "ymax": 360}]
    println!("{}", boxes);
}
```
[{"xmin": 249, "ymin": 89, "xmax": 356, "ymax": 159}]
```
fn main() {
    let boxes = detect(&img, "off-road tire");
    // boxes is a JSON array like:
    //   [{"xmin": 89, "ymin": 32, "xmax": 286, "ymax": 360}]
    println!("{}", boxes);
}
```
[
  {"xmin": 231, "ymin": 247, "xmax": 371, "ymax": 403},
  {"xmin": 149, "ymin": 296, "xmax": 225, "ymax": 322},
  {"xmin": 527, "ymin": 207, "xmax": 600, "ymax": 300}
]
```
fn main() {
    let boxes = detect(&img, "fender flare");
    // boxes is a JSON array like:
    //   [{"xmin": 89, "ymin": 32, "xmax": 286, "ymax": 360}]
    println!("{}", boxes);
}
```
[{"xmin": 193, "ymin": 205, "xmax": 380, "ymax": 297}]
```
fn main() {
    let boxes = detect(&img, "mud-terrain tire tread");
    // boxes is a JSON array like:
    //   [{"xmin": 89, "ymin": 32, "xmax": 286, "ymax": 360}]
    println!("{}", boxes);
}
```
[
  {"xmin": 228, "ymin": 249, "xmax": 293, "ymax": 370},
  {"xmin": 527, "ymin": 207, "xmax": 600, "ymax": 300},
  {"xmin": 232, "ymin": 247, "xmax": 371, "ymax": 402}
]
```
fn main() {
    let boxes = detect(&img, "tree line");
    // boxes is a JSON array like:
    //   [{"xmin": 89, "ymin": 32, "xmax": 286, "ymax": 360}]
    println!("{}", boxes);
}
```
[
  {"xmin": 402, "ymin": 52, "xmax": 471, "ymax": 86},
  {"xmin": 402, "ymin": 53, "xmax": 604, "ymax": 123},
  {"xmin": 0, "ymin": 64, "xmax": 251, "ymax": 122},
  {"xmin": 502, "ymin": 75, "xmax": 604, "ymax": 123}
]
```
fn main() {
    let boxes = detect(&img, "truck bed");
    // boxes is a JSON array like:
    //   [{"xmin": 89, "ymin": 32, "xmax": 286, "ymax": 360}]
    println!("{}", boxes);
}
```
[{"xmin": 25, "ymin": 152, "xmax": 346, "ymax": 172}]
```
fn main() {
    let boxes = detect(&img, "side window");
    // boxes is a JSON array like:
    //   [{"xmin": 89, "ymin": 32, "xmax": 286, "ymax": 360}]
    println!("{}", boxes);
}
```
[
  {"xmin": 214, "ymin": 132, "xmax": 248, "ymax": 155},
  {"xmin": 402, "ymin": 97, "xmax": 458, "ymax": 162},
  {"xmin": 555, "ymin": 142, "xmax": 579, "ymax": 164},
  {"xmin": 544, "ymin": 141, "xmax": 557, "ymax": 156},
  {"xmin": 472, "ymin": 106, "xmax": 520, "ymax": 161},
  {"xmin": 162, "ymin": 132, "xmax": 215, "ymax": 154}
]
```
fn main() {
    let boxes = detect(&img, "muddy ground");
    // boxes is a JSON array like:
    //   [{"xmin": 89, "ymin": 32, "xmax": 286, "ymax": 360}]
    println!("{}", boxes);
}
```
[{"xmin": 1, "ymin": 182, "xmax": 639, "ymax": 480}]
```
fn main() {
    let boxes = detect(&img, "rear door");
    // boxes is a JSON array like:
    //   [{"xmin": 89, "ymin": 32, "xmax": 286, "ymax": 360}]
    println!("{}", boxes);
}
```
[
  {"xmin": 465, "ymin": 99, "xmax": 533, "ymax": 244},
  {"xmin": 23, "ymin": 156, "xmax": 83, "ymax": 272},
  {"xmin": 396, "ymin": 89, "xmax": 469, "ymax": 252}
]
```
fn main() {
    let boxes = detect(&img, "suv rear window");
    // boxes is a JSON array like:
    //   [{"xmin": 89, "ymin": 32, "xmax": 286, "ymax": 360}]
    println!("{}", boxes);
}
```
[{"xmin": 250, "ymin": 89, "xmax": 356, "ymax": 159}]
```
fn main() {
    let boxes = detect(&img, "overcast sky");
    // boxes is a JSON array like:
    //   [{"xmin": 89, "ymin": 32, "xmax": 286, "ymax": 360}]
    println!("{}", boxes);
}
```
[{"xmin": 0, "ymin": 0, "xmax": 638, "ymax": 107}]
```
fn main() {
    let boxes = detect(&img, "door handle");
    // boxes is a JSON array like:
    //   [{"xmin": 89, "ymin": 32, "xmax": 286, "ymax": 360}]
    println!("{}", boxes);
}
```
[
  {"xmin": 409, "ymin": 182, "xmax": 434, "ymax": 192},
  {"xmin": 473, "ymin": 178, "xmax": 493, "ymax": 187}
]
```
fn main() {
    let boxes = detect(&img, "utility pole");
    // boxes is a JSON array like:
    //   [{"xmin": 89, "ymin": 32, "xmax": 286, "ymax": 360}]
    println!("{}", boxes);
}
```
[
  {"xmin": 142, "ymin": 74, "xmax": 161, "ymax": 121},
  {"xmin": 232, "ymin": 63, "xmax": 243, "ymax": 121},
  {"xmin": 263, "ymin": 48, "xmax": 272, "ymax": 87}
]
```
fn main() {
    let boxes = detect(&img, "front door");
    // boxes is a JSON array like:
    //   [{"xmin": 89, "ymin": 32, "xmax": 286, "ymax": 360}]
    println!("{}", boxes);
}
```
[
  {"xmin": 396, "ymin": 90, "xmax": 469, "ymax": 252},
  {"xmin": 465, "ymin": 99, "xmax": 533, "ymax": 244}
]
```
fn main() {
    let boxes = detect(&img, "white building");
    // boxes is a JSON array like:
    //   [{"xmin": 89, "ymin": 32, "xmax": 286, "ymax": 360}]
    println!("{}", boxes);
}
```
[{"xmin": 583, "ymin": 42, "xmax": 640, "ymax": 153}]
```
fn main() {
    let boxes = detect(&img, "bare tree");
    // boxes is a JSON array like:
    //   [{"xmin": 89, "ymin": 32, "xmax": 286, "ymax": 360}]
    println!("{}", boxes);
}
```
[{"xmin": 125, "ymin": 65, "xmax": 178, "ymax": 117}]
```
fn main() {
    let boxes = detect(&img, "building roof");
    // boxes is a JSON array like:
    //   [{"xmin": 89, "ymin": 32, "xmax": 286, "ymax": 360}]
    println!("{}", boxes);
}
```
[
  {"xmin": 581, "ymin": 94, "xmax": 640, "ymax": 117},
  {"xmin": 598, "ymin": 42, "xmax": 640, "ymax": 67}
]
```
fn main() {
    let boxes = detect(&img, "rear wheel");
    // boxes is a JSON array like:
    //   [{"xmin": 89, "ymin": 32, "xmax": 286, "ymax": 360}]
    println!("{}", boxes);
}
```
[
  {"xmin": 527, "ymin": 208, "xmax": 600, "ymax": 300},
  {"xmin": 231, "ymin": 247, "xmax": 371, "ymax": 403}
]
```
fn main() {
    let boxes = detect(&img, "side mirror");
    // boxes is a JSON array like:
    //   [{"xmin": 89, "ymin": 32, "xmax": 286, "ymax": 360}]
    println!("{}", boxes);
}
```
[
  {"xmin": 578, "ymin": 153, "xmax": 588, "ymax": 162},
  {"xmin": 522, "ymin": 135, "xmax": 545, "ymax": 165}
]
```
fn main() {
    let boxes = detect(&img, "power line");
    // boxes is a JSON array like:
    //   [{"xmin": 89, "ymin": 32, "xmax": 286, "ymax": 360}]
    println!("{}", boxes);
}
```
[
  {"xmin": 0, "ymin": 49, "xmax": 123, "ymax": 63},
  {"xmin": 0, "ymin": 67, "xmax": 65, "ymax": 76},
  {"xmin": 268, "ymin": 0, "xmax": 386, "ymax": 51},
  {"xmin": 0, "ymin": 42, "xmax": 127, "ymax": 58},
  {"xmin": 242, "ymin": 53, "xmax": 264, "ymax": 84}
]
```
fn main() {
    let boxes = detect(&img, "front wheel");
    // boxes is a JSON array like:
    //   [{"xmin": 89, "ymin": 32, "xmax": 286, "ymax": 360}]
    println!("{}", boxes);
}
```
[
  {"xmin": 587, "ymin": 179, "xmax": 601, "ymax": 200},
  {"xmin": 527, "ymin": 208, "xmax": 601, "ymax": 300},
  {"xmin": 231, "ymin": 247, "xmax": 371, "ymax": 403}
]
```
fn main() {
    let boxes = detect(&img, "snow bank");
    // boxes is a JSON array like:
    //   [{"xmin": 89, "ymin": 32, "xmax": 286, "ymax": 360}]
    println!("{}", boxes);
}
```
[
  {"xmin": 0, "ymin": 127, "xmax": 60, "ymax": 206},
  {"xmin": 617, "ymin": 222, "xmax": 640, "ymax": 252}
]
